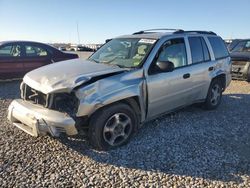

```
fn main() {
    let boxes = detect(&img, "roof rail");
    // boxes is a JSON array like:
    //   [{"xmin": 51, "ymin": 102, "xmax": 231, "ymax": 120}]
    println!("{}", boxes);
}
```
[
  {"xmin": 133, "ymin": 28, "xmax": 184, "ymax": 35},
  {"xmin": 174, "ymin": 30, "xmax": 217, "ymax": 35}
]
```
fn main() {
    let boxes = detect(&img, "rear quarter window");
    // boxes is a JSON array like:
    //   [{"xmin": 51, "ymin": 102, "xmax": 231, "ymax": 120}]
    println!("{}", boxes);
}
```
[{"xmin": 208, "ymin": 37, "xmax": 229, "ymax": 60}]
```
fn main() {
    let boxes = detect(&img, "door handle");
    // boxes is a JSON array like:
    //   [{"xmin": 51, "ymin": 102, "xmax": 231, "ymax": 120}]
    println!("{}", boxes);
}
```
[
  {"xmin": 208, "ymin": 66, "xmax": 214, "ymax": 71},
  {"xmin": 183, "ymin": 73, "xmax": 190, "ymax": 79}
]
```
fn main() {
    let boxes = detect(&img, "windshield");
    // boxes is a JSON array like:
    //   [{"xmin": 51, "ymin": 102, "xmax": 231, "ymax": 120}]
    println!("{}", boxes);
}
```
[
  {"xmin": 89, "ymin": 38, "xmax": 156, "ymax": 68},
  {"xmin": 231, "ymin": 40, "xmax": 250, "ymax": 52}
]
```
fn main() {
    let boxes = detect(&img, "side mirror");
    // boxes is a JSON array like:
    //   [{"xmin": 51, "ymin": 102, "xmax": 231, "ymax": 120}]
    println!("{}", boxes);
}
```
[{"xmin": 156, "ymin": 61, "xmax": 174, "ymax": 72}]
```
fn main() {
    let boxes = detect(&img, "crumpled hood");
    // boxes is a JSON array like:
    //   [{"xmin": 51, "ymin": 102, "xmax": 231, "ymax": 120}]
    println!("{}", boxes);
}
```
[{"xmin": 23, "ymin": 59, "xmax": 124, "ymax": 94}]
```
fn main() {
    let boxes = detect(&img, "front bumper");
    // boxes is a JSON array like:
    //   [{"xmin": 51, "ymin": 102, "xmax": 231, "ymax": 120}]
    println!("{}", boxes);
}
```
[
  {"xmin": 8, "ymin": 99, "xmax": 78, "ymax": 137},
  {"xmin": 231, "ymin": 61, "xmax": 250, "ymax": 80}
]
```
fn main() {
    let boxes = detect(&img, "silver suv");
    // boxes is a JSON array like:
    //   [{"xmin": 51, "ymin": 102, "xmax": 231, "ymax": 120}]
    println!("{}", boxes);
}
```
[{"xmin": 8, "ymin": 29, "xmax": 232, "ymax": 150}]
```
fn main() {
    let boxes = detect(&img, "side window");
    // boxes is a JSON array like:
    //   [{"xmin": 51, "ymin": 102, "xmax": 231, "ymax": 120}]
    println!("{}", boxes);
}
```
[
  {"xmin": 189, "ymin": 37, "xmax": 204, "ymax": 64},
  {"xmin": 157, "ymin": 38, "xmax": 187, "ymax": 68},
  {"xmin": 0, "ymin": 44, "xmax": 21, "ymax": 57},
  {"xmin": 188, "ymin": 37, "xmax": 211, "ymax": 64},
  {"xmin": 25, "ymin": 45, "xmax": 48, "ymax": 57},
  {"xmin": 208, "ymin": 37, "xmax": 229, "ymax": 59},
  {"xmin": 243, "ymin": 41, "xmax": 250, "ymax": 52},
  {"xmin": 201, "ymin": 38, "xmax": 210, "ymax": 61}
]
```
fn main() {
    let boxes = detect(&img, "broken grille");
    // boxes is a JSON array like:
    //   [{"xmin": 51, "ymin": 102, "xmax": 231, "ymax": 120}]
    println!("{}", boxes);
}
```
[
  {"xmin": 21, "ymin": 83, "xmax": 51, "ymax": 107},
  {"xmin": 21, "ymin": 83, "xmax": 79, "ymax": 117}
]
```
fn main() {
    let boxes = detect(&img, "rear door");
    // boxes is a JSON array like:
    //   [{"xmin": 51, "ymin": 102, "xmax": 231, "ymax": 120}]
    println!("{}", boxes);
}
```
[
  {"xmin": 186, "ymin": 36, "xmax": 214, "ymax": 100},
  {"xmin": 0, "ymin": 43, "xmax": 24, "ymax": 79},
  {"xmin": 22, "ymin": 43, "xmax": 52, "ymax": 74}
]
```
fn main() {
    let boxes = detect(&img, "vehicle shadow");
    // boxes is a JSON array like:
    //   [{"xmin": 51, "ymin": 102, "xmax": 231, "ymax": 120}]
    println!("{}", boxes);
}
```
[
  {"xmin": 0, "ymin": 80, "xmax": 21, "ymax": 100},
  {"xmin": 59, "ymin": 93, "xmax": 250, "ymax": 184}
]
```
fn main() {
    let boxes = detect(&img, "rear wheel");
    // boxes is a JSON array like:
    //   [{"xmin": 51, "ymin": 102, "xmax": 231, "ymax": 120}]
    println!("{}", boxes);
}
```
[
  {"xmin": 204, "ymin": 79, "xmax": 222, "ymax": 110},
  {"xmin": 88, "ymin": 103, "xmax": 138, "ymax": 150}
]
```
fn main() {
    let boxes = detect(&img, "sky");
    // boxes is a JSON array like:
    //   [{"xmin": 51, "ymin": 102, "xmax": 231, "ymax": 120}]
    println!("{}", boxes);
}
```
[{"xmin": 0, "ymin": 0, "xmax": 249, "ymax": 44}]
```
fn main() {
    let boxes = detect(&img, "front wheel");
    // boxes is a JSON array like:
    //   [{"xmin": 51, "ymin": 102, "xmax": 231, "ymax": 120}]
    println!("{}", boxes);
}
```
[
  {"xmin": 88, "ymin": 103, "xmax": 138, "ymax": 150},
  {"xmin": 204, "ymin": 79, "xmax": 222, "ymax": 110}
]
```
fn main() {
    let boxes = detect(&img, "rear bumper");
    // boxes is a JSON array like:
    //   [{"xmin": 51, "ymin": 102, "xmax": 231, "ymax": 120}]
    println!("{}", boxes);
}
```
[{"xmin": 8, "ymin": 99, "xmax": 78, "ymax": 137}]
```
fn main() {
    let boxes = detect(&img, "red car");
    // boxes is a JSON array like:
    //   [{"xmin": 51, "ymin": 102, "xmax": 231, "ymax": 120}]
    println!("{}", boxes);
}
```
[{"xmin": 0, "ymin": 41, "xmax": 79, "ymax": 80}]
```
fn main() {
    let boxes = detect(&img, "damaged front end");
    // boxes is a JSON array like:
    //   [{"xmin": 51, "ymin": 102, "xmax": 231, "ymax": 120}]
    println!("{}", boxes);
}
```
[
  {"xmin": 8, "ymin": 82, "xmax": 79, "ymax": 137},
  {"xmin": 21, "ymin": 83, "xmax": 79, "ymax": 117},
  {"xmin": 231, "ymin": 61, "xmax": 250, "ymax": 81},
  {"xmin": 7, "ymin": 59, "xmax": 144, "ymax": 138}
]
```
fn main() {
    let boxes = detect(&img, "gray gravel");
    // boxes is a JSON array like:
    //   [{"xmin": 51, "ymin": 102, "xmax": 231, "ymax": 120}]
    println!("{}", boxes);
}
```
[{"xmin": 0, "ymin": 80, "xmax": 250, "ymax": 187}]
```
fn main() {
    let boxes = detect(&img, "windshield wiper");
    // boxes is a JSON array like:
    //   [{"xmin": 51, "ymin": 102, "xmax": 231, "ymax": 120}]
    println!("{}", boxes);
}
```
[
  {"xmin": 90, "ymin": 58, "xmax": 129, "ymax": 69},
  {"xmin": 89, "ymin": 58, "xmax": 99, "ymax": 63},
  {"xmin": 113, "ymin": 64, "xmax": 127, "ymax": 68},
  {"xmin": 103, "ymin": 62, "xmax": 129, "ymax": 69}
]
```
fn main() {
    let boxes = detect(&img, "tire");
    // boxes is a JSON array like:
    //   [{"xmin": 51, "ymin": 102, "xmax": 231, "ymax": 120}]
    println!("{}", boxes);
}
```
[
  {"xmin": 88, "ymin": 103, "xmax": 138, "ymax": 150},
  {"xmin": 204, "ymin": 79, "xmax": 223, "ymax": 110}
]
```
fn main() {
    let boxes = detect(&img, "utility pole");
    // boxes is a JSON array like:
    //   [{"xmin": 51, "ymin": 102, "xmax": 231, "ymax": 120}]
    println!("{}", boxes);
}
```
[{"xmin": 76, "ymin": 21, "xmax": 80, "ymax": 45}]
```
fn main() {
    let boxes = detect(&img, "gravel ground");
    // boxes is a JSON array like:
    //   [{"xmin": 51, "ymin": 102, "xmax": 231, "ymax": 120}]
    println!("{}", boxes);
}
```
[{"xmin": 0, "ymin": 80, "xmax": 250, "ymax": 187}]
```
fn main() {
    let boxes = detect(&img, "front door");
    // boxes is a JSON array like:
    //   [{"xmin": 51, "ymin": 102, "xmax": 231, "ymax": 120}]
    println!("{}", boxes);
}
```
[{"xmin": 146, "ymin": 38, "xmax": 196, "ymax": 118}]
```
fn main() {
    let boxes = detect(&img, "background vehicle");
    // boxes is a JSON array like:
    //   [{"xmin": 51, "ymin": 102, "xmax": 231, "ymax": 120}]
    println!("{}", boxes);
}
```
[
  {"xmin": 58, "ymin": 46, "xmax": 67, "ymax": 51},
  {"xmin": 8, "ymin": 29, "xmax": 231, "ymax": 150},
  {"xmin": 229, "ymin": 39, "xmax": 250, "ymax": 81},
  {"xmin": 0, "ymin": 41, "xmax": 79, "ymax": 80},
  {"xmin": 69, "ymin": 44, "xmax": 95, "ymax": 52}
]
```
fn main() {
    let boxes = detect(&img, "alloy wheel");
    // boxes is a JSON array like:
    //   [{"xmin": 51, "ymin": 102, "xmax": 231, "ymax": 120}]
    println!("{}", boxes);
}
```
[
  {"xmin": 103, "ymin": 113, "xmax": 132, "ymax": 146},
  {"xmin": 210, "ymin": 84, "xmax": 221, "ymax": 106}
]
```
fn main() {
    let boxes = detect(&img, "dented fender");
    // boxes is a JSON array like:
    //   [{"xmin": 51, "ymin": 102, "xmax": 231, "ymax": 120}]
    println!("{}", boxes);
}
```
[
  {"xmin": 210, "ymin": 57, "xmax": 232, "ymax": 87},
  {"xmin": 74, "ymin": 69, "xmax": 147, "ymax": 122}
]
